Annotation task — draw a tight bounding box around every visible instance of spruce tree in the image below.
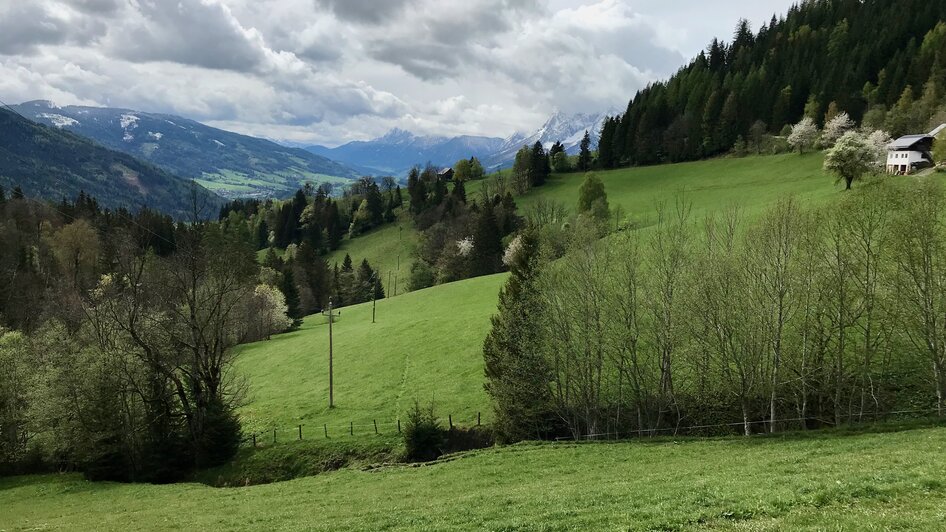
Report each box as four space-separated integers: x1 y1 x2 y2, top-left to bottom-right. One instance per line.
577 131 592 171
279 267 303 325
471 206 503 277
530 141 550 186
483 228 552 442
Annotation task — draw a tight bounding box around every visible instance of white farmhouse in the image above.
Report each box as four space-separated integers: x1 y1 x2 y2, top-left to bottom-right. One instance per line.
886 123 945 175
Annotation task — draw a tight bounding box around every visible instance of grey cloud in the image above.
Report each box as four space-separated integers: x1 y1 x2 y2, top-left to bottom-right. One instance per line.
63 0 124 15
110 0 269 71
0 2 106 55
316 0 416 24
364 0 537 80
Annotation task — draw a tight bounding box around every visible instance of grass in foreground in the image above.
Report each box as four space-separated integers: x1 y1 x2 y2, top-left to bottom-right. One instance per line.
4 425 946 530
235 273 506 435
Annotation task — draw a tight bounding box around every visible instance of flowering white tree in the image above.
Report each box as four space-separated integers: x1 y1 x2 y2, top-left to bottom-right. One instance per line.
247 284 292 340
456 236 474 257
866 129 892 168
502 234 524 266
821 112 855 147
824 130 875 190
788 117 819 154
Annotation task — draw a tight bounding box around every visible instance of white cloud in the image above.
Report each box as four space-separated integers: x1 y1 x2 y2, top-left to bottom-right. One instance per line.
0 0 798 145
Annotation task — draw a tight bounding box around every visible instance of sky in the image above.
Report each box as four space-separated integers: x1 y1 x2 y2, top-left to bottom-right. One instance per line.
0 0 797 146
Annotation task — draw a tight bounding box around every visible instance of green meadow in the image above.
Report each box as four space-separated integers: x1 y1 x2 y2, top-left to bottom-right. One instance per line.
235 273 506 436
4 425 946 530
243 153 841 437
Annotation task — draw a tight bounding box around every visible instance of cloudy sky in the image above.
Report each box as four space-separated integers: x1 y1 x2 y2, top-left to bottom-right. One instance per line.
0 0 796 146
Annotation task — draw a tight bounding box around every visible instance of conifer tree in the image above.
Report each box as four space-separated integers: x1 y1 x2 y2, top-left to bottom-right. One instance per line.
483 228 552 441
577 130 593 171
279 267 303 325
530 141 550 186
471 206 503 277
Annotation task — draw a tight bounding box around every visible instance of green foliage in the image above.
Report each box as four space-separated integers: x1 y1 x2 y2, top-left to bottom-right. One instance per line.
603 1 946 165
576 173 609 222
550 151 571 173
934 130 946 164
483 229 553 442
403 401 445 462
577 130 592 171
823 130 875 189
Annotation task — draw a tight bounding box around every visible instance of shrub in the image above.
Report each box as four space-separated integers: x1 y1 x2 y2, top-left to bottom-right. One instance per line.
403 401 445 462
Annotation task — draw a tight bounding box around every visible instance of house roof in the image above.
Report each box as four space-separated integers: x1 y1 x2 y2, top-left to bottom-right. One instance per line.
438 167 453 175
888 134 932 150
930 123 946 137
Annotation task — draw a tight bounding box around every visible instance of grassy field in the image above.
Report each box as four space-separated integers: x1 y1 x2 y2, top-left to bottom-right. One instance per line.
235 273 506 436
483 152 838 224
4 424 946 530
244 153 838 436
324 219 418 295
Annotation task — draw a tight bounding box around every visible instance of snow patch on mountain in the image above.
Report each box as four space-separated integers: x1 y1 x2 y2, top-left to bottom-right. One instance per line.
39 113 78 128
119 114 139 130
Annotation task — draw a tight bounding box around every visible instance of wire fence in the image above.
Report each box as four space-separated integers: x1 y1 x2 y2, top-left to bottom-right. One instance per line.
554 408 943 441
241 407 943 447
241 412 484 447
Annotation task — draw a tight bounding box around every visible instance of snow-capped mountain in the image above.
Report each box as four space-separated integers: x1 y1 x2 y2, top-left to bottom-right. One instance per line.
306 109 617 176
12 100 358 199
485 109 616 168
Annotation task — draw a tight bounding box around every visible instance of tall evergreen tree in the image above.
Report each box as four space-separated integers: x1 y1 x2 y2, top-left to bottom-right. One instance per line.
577 130 593 171
483 228 552 441
471 206 503 277
530 141 550 186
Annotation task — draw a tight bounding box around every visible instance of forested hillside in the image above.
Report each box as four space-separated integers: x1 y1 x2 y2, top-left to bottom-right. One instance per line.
600 0 946 167
0 108 221 218
12 101 359 199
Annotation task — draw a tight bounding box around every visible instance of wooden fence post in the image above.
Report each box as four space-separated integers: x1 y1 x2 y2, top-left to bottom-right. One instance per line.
350 421 353 435
324 423 328 438
477 412 481 426
298 425 303 440
449 414 453 429
397 419 401 433
273 428 277 444
252 433 256 447
373 419 378 434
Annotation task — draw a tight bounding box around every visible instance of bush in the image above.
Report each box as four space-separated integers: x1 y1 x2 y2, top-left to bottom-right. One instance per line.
403 401 445 462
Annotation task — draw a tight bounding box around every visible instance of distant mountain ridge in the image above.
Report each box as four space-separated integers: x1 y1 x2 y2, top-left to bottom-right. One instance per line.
12 100 359 199
306 129 505 176
305 109 613 176
0 106 222 219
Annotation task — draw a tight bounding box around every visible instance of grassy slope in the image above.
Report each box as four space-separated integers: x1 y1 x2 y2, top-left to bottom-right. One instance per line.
236 273 506 435
486 152 836 222
5 425 946 530
243 153 838 435
324 219 418 294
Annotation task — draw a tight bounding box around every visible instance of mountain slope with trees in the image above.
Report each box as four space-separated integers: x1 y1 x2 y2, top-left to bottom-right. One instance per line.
600 0 946 168
12 101 359 199
0 107 221 219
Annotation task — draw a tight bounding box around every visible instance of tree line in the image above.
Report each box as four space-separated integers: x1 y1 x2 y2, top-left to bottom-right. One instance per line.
598 1 946 168
407 162 521 289
485 176 946 442
0 188 293 480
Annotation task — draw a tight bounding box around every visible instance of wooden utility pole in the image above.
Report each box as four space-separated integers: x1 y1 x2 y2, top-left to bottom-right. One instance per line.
371 271 379 324
394 225 402 296
321 298 341 408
